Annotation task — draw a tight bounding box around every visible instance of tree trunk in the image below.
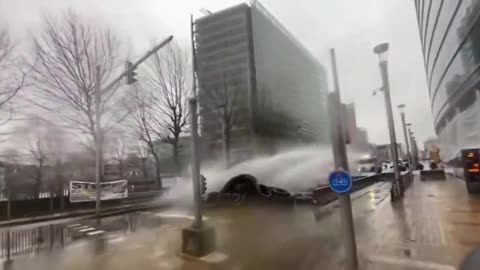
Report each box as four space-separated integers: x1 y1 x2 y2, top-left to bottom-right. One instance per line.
60 181 65 210
172 140 180 174
7 186 11 220
221 117 231 168
152 153 162 188
118 160 124 179
35 162 44 199
49 187 54 213
56 161 65 210
141 158 148 180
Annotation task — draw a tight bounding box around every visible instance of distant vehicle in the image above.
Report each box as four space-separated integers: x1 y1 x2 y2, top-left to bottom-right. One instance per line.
461 149 480 194
357 156 378 175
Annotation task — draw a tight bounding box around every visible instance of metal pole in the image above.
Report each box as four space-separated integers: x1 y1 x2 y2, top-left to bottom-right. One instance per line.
379 61 403 197
329 48 358 270
412 136 419 168
7 186 11 220
103 36 173 92
6 230 10 262
400 112 413 180
408 128 416 169
189 98 203 229
190 15 198 98
95 65 102 225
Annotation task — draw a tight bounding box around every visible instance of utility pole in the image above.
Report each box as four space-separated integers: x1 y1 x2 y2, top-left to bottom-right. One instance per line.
329 48 358 270
95 65 102 225
189 98 203 228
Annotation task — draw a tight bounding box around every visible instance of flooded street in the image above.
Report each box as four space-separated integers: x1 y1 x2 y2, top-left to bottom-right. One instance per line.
1 182 393 270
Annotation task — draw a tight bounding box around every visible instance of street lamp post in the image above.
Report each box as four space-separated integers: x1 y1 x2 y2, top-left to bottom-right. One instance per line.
373 43 403 198
405 123 414 169
398 105 413 182
409 131 419 168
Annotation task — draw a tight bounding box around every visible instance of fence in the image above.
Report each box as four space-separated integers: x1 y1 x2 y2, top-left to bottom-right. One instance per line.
0 224 73 261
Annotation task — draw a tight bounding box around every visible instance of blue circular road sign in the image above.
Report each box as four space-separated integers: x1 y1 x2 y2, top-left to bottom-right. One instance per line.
328 169 352 194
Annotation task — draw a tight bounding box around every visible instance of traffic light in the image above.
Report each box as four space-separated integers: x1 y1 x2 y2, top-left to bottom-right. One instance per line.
201 174 207 195
125 61 137 85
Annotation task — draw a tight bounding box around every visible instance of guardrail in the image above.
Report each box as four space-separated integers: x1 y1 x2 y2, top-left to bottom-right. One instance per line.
312 172 402 206
0 190 165 221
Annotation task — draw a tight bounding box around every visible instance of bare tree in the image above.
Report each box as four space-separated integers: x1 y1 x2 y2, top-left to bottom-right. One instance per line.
2 148 21 219
134 143 149 179
28 136 48 198
108 135 127 178
200 72 240 167
29 11 126 181
145 43 190 172
0 28 27 127
128 87 163 186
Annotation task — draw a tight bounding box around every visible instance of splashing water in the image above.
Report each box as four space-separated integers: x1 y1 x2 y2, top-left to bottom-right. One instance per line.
158 146 365 205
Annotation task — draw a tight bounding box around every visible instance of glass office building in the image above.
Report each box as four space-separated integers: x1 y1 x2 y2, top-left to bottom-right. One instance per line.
195 1 328 161
415 0 480 160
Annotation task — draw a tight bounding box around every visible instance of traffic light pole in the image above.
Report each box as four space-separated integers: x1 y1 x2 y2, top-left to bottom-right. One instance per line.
95 65 102 225
106 35 173 90
330 48 359 270
189 98 203 229
93 35 174 224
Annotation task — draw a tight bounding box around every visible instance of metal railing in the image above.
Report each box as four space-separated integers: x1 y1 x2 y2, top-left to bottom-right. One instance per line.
0 224 73 261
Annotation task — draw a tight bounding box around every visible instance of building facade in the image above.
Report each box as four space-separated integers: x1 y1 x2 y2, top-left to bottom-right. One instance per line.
415 0 480 160
194 1 328 162
375 143 404 162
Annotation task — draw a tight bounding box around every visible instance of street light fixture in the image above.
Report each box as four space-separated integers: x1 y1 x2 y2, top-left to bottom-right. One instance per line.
374 43 390 60
373 42 403 198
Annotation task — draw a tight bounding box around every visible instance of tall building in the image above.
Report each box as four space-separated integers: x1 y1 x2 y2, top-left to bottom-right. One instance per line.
341 102 370 152
194 1 329 162
414 0 480 160
375 143 404 162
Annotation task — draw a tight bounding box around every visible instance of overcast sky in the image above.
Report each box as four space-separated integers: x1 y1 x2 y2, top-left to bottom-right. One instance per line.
0 0 436 145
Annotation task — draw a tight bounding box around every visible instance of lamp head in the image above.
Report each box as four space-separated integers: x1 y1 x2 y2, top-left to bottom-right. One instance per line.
374 43 389 63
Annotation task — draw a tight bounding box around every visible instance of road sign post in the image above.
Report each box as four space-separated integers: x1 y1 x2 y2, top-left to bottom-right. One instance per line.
329 170 353 194
329 48 359 270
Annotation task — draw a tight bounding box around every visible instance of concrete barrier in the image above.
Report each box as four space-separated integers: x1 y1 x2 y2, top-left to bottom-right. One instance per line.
420 169 446 181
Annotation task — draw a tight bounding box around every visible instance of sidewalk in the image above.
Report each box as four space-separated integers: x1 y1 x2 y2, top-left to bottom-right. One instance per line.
359 175 480 270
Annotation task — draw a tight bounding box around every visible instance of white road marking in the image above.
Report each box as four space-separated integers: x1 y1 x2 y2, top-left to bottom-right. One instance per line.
79 227 96 233
108 236 126 244
87 230 105 236
369 255 456 270
151 250 166 258
154 213 208 220
201 251 229 263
